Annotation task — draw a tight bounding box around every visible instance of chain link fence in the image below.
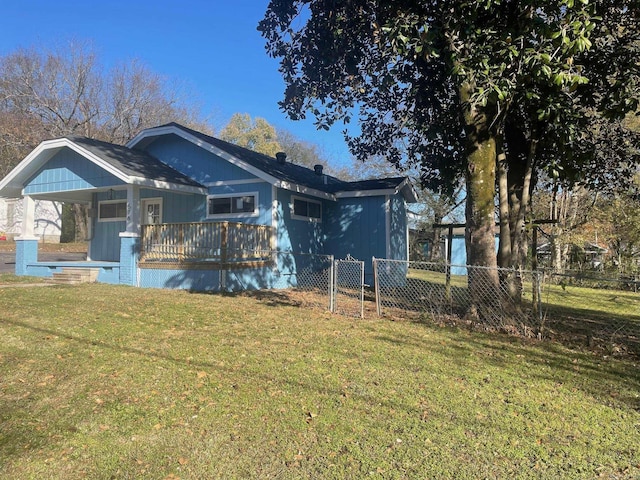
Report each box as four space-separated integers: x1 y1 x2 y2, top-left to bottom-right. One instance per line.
138 251 335 312
333 255 365 318
138 252 639 352
373 258 640 353
540 272 640 353
373 259 542 336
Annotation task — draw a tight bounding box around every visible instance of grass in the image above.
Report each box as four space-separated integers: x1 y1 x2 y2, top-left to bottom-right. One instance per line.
405 267 640 351
1 283 639 479
0 241 87 253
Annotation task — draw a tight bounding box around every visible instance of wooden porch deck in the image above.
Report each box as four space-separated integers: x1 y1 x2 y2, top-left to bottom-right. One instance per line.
139 221 274 268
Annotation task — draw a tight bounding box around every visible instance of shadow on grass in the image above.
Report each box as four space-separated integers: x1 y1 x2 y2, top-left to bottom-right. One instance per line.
543 303 640 352
381 275 640 354
372 320 640 412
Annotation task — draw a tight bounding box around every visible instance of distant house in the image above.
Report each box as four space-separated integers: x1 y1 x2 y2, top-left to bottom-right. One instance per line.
0 197 61 242
0 123 416 290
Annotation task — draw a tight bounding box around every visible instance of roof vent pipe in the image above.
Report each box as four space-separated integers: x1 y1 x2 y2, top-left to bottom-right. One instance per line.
314 164 323 176
276 152 287 164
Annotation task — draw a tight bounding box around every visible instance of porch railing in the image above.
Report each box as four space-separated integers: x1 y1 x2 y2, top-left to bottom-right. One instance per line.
139 221 273 264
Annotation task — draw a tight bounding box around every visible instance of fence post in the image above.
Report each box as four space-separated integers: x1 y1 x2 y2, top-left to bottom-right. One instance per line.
360 260 365 319
532 270 543 337
329 255 335 313
373 257 382 316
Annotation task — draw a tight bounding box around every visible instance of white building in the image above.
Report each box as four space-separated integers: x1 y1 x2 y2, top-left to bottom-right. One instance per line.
0 197 62 242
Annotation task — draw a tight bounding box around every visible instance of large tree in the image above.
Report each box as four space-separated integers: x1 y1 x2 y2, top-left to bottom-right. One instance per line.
259 0 639 311
0 42 209 240
219 112 282 157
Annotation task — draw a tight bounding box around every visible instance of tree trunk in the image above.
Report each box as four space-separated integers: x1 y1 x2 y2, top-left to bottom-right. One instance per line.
497 146 512 268
460 83 500 323
72 204 89 242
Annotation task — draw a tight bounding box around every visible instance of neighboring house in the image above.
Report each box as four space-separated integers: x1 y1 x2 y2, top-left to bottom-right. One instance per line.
0 123 416 290
0 197 62 242
411 225 500 275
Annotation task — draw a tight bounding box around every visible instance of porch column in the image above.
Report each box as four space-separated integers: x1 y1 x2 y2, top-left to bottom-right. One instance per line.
119 185 140 286
126 185 140 235
15 195 39 276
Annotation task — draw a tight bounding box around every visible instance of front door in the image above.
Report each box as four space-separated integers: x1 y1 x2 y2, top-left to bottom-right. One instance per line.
141 198 163 225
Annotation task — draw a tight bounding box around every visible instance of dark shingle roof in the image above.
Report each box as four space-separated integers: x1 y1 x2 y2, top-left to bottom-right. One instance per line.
157 123 414 200
67 135 204 189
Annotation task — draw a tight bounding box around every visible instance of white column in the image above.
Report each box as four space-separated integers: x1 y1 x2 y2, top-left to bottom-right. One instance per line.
19 195 37 239
125 185 141 235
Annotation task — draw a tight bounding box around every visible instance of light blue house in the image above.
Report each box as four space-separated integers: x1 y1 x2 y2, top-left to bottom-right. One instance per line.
0 123 416 291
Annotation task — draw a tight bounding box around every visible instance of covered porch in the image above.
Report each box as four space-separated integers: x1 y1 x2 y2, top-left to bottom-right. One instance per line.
0 136 209 285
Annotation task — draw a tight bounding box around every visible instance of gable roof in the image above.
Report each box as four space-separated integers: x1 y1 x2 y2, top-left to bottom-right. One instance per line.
128 122 417 203
0 136 206 199
66 136 204 190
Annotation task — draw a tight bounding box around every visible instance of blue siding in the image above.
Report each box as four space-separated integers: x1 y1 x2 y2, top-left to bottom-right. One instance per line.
143 135 255 184
450 235 500 275
141 190 205 223
389 195 408 261
24 148 124 194
275 189 326 254
139 268 222 291
326 196 387 261
91 190 126 261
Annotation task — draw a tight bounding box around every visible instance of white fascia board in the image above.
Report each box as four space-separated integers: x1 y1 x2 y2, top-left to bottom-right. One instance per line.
0 141 60 197
276 181 336 201
0 138 130 198
127 125 283 187
335 178 418 203
204 178 265 187
129 176 207 195
335 188 398 198
399 178 419 203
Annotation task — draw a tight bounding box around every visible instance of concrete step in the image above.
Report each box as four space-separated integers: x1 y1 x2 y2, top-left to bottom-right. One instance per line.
49 268 99 284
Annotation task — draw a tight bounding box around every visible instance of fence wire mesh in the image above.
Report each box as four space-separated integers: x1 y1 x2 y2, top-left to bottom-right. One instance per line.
138 251 334 312
269 252 334 312
333 256 365 318
374 259 542 336
541 272 640 353
374 259 640 353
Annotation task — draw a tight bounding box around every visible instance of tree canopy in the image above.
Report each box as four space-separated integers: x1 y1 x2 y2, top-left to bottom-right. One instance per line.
0 42 209 178
259 1 640 275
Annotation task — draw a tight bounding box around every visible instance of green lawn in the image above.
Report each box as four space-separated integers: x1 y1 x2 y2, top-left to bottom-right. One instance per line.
1 283 639 479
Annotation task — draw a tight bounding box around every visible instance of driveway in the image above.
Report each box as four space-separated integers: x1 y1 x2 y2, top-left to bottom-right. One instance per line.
0 251 87 274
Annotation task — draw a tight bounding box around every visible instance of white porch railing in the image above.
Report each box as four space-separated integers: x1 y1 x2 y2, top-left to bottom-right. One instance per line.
139 221 273 263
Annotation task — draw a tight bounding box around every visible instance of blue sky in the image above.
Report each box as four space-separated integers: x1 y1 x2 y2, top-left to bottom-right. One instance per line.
0 0 352 167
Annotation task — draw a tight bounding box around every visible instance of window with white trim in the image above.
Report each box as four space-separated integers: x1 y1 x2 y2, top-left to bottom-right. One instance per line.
207 193 258 218
98 200 127 222
291 196 322 222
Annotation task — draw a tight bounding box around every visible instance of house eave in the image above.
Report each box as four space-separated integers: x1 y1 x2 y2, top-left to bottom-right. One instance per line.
275 181 336 201
129 177 207 195
0 138 130 198
127 125 284 186
128 124 339 201
334 178 418 203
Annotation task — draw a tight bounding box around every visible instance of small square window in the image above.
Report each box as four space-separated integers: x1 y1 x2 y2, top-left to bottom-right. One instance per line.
291 196 322 222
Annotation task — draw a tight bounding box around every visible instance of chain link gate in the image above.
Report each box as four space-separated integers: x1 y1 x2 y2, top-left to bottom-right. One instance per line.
332 254 365 318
